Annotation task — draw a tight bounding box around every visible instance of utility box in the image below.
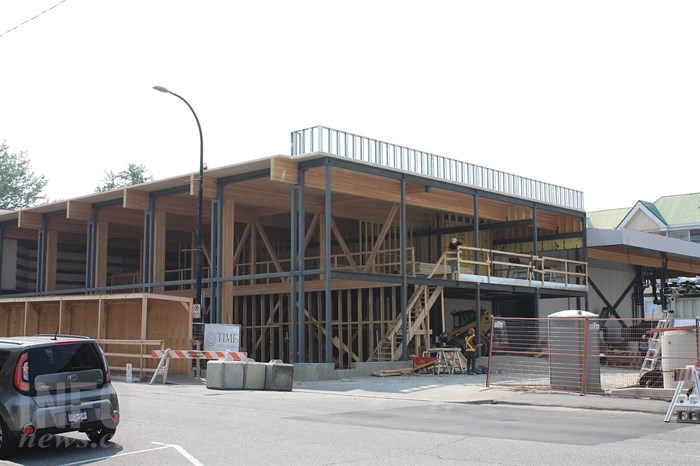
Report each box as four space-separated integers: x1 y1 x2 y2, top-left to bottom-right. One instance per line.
265 360 294 391
548 310 602 392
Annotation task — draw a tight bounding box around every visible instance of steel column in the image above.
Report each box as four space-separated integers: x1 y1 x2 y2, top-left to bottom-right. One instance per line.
289 185 298 363
36 218 46 294
142 199 155 293
211 193 222 324
400 177 408 360
297 169 306 363
85 210 96 291
324 161 332 362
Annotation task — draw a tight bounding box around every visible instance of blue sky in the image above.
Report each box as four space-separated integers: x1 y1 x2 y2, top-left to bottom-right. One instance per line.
1 0 698 211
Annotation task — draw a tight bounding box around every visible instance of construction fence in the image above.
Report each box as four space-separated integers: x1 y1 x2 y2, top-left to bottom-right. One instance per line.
486 316 700 398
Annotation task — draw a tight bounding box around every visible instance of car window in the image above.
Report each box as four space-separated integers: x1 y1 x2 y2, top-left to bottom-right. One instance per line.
30 343 102 377
0 350 8 372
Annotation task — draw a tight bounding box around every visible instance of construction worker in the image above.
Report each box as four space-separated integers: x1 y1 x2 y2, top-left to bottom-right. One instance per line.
464 328 482 375
448 237 462 274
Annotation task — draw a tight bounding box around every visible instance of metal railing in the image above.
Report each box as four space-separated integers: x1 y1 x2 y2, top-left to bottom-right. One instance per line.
291 126 584 211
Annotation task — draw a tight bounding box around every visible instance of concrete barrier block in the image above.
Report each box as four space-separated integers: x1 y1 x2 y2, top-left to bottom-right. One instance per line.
243 362 266 390
265 362 294 391
206 360 245 390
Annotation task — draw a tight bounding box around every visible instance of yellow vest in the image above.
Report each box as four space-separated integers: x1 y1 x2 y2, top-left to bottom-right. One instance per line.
465 335 477 352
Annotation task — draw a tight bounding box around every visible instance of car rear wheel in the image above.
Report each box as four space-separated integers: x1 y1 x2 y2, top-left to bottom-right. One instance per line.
0 416 19 459
86 426 116 444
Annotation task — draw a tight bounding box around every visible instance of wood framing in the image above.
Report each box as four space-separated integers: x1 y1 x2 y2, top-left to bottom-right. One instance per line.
9 148 693 369
0 294 192 375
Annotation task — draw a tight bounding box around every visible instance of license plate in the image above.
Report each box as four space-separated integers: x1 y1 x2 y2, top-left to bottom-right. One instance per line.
67 411 88 423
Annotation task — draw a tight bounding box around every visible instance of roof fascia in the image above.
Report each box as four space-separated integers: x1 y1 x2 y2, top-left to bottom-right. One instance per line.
587 228 700 257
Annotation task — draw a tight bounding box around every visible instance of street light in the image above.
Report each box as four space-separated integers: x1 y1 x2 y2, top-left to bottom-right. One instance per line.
153 85 204 326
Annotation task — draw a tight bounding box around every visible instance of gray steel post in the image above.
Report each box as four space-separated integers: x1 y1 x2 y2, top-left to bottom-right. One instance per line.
324 161 332 362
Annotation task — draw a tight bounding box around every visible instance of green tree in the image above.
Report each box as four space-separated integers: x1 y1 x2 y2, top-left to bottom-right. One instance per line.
96 163 153 192
0 141 48 210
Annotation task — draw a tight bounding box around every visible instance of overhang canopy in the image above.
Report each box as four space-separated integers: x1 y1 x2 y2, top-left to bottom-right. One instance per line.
587 228 700 275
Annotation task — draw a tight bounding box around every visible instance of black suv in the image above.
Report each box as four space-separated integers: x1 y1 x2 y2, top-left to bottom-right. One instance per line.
0 335 120 458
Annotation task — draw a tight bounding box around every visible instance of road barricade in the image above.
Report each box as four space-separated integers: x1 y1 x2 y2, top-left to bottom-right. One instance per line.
150 348 248 384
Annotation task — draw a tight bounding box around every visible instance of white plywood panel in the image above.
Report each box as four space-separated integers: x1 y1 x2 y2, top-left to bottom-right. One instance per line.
588 259 637 319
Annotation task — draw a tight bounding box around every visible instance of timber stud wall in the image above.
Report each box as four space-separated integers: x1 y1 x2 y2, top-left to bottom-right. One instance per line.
236 286 404 365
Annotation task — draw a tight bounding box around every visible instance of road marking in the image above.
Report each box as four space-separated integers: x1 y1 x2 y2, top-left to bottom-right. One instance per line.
59 445 173 465
399 384 442 393
151 442 204 466
58 442 202 466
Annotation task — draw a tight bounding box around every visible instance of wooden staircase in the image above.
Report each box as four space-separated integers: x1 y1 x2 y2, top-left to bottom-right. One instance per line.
371 284 444 361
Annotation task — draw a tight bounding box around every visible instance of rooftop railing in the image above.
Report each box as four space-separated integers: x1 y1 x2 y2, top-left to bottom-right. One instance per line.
291 125 584 211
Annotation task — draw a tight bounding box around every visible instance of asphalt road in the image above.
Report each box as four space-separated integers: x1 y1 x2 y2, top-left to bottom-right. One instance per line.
2 381 698 466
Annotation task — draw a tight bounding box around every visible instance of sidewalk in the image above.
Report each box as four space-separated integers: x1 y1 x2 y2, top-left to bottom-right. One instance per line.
292 373 672 414
143 371 671 415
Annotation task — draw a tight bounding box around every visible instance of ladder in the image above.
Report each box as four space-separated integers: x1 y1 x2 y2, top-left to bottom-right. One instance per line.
638 310 673 379
664 363 700 423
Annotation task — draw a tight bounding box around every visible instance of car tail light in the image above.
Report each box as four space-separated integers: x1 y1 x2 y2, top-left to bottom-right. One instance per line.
112 411 120 424
99 346 111 383
13 352 30 393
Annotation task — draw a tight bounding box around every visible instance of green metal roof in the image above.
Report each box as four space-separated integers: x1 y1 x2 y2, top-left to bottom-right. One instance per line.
653 192 700 225
587 192 700 229
586 208 629 229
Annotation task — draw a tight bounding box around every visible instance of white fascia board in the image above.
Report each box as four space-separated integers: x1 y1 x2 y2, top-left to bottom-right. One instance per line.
587 228 700 257
617 202 666 230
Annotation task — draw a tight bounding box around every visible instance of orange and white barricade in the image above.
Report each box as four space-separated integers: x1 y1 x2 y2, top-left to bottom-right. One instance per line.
150 348 248 384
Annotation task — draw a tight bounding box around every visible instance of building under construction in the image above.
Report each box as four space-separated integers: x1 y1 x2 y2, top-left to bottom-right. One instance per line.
0 126 591 368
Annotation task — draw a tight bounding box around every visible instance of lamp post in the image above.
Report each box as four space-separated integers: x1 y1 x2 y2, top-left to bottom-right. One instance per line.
153 85 204 326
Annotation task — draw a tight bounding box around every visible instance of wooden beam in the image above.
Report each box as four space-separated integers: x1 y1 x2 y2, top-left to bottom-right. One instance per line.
229 184 310 211
232 224 251 268
588 248 700 274
18 211 42 230
253 297 283 352
231 279 400 296
254 219 287 280
97 208 144 228
305 214 320 249
152 211 166 293
97 298 106 339
270 157 298 184
362 204 399 273
221 194 235 323
249 222 257 285
141 296 148 340
46 217 86 235
190 174 218 199
154 196 198 217
59 299 65 334
66 200 92 221
331 217 359 272
123 189 150 211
